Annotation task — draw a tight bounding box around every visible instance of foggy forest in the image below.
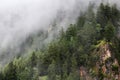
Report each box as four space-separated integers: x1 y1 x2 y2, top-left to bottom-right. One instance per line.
0 0 120 80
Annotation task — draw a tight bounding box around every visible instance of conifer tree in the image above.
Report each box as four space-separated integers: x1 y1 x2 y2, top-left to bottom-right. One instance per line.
47 60 56 80
4 62 18 80
104 21 115 41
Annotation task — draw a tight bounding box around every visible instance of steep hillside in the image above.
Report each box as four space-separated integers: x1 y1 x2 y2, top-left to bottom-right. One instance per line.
0 2 120 80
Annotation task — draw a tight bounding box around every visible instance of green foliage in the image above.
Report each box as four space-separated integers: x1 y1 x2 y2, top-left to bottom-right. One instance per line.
30 52 37 67
96 3 120 41
96 3 120 28
65 24 77 41
18 67 32 80
104 21 115 41
47 60 56 80
1 2 120 80
4 62 18 80
66 72 79 80
76 13 86 28
39 76 48 80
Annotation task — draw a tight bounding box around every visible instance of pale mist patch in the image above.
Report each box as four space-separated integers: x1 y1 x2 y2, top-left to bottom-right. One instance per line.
0 0 119 65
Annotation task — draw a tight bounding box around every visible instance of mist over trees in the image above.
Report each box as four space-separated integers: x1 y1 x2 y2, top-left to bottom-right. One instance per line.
0 2 120 80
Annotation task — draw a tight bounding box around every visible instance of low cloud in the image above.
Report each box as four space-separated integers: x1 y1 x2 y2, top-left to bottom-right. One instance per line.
0 0 119 65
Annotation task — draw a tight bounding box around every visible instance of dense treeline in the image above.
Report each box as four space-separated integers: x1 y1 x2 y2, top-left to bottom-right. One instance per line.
0 3 120 80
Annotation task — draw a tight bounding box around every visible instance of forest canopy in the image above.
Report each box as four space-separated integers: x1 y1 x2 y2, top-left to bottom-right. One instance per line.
0 2 120 80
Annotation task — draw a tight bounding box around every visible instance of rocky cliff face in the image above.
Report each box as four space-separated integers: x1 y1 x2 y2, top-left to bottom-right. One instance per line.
79 42 120 80
92 43 120 80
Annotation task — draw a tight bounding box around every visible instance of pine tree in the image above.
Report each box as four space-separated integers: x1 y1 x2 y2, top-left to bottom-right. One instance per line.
96 3 107 28
4 62 18 80
104 21 115 41
30 52 37 67
65 55 79 80
111 4 120 27
47 60 56 80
